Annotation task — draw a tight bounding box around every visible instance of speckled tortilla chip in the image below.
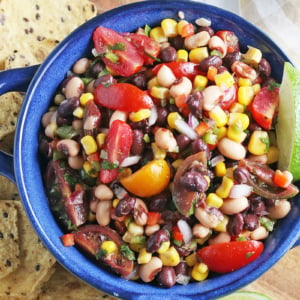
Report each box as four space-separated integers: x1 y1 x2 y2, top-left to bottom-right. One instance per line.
0 201 20 279
0 0 96 70
0 201 56 299
0 176 19 200
39 264 118 300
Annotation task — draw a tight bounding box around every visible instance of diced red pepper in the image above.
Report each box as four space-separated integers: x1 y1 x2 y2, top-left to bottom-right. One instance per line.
60 233 75 247
147 212 161 226
172 226 183 242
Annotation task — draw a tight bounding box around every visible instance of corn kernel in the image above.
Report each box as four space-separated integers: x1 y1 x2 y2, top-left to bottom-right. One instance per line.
128 221 144 236
189 47 209 63
112 198 120 208
167 112 182 129
79 92 94 106
83 161 98 178
238 77 252 87
147 76 159 89
225 167 234 179
137 248 152 264
161 18 178 37
172 159 183 169
186 252 197 267
238 86 255 106
157 240 171 254
214 71 235 88
214 215 229 232
206 192 223 208
252 83 261 95
243 46 262 66
159 246 180 266
81 135 98 155
214 161 226 177
177 20 189 35
129 109 151 123
216 176 234 198
193 75 208 90
176 49 189 62
101 240 118 254
129 236 146 252
248 130 270 155
266 145 279 164
122 231 133 243
227 123 247 143
229 102 245 113
150 86 169 99
73 106 84 119
216 126 227 140
96 133 107 148
208 105 228 127
150 26 168 43
228 113 250 130
191 263 209 281
151 142 167 160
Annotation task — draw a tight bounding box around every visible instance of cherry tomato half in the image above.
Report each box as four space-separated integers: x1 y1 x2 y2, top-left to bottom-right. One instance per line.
94 82 154 112
250 86 279 130
93 26 143 77
197 240 264 273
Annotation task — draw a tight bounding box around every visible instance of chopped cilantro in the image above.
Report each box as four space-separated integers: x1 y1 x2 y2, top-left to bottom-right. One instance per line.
267 80 280 91
144 24 152 36
108 42 126 51
55 125 78 139
96 248 108 260
259 216 275 231
101 160 119 170
246 251 254 258
120 244 136 261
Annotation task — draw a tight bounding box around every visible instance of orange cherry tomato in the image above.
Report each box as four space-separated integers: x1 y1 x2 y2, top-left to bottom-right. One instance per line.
120 159 171 197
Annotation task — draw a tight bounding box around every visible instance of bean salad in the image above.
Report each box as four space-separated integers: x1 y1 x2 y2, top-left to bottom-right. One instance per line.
40 13 299 287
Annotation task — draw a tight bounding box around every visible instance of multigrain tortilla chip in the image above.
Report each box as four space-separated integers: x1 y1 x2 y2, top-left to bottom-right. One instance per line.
0 176 19 200
0 0 96 70
0 201 56 299
39 264 118 300
0 201 20 279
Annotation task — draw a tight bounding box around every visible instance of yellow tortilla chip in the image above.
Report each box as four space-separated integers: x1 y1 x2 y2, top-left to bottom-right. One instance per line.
0 201 20 279
0 201 56 299
0 176 19 200
39 263 118 300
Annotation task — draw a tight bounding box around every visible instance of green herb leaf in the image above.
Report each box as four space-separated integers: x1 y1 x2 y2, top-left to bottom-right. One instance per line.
101 160 119 170
108 42 126 51
246 251 254 258
105 52 120 63
56 125 78 139
259 216 275 231
96 248 108 260
144 24 152 36
120 244 136 261
268 80 280 91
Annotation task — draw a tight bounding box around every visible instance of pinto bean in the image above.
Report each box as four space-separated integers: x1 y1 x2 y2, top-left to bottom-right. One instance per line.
267 199 291 219
72 58 90 74
94 184 114 201
96 200 112 226
220 196 249 215
218 137 246 161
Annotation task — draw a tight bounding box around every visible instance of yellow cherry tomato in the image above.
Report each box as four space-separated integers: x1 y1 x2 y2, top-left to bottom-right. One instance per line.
120 159 171 197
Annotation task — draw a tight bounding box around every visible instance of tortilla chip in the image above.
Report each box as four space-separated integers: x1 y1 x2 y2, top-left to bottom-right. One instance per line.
0 176 19 200
0 201 56 299
39 264 118 300
0 0 96 70
0 201 20 279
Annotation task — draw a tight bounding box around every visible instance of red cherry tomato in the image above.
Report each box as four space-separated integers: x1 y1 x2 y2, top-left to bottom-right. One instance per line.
94 82 153 112
93 26 143 77
152 62 202 80
123 33 160 65
250 86 279 130
197 240 264 273
216 30 239 53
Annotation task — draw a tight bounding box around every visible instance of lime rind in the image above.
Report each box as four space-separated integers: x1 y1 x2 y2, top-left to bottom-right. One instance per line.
276 62 300 181
219 290 273 300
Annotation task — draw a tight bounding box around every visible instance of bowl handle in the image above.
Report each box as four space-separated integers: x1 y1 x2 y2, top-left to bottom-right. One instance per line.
0 65 39 183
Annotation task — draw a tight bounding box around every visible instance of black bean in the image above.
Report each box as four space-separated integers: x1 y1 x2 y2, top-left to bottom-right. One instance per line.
223 51 242 69
180 170 209 193
186 91 204 118
159 46 177 63
146 229 169 253
250 200 267 216
57 97 79 118
157 267 176 288
258 58 271 78
191 139 210 159
115 197 136 217
148 192 169 212
93 74 116 88
39 138 53 158
155 106 168 127
228 213 244 236
176 134 191 151
168 36 184 50
56 115 71 126
131 129 145 156
174 261 188 276
243 214 259 231
130 72 147 90
89 61 105 77
198 55 223 73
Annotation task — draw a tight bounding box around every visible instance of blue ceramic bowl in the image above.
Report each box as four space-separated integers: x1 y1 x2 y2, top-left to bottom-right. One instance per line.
0 1 299 299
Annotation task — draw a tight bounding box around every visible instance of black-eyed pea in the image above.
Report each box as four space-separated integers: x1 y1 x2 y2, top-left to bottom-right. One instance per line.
133 198 148 226
68 155 84 170
41 111 55 128
157 64 176 88
184 31 210 50
250 225 269 240
145 224 160 236
194 207 221 228
96 200 112 226
63 76 84 99
218 137 246 161
109 110 128 127
72 58 91 74
139 257 163 283
208 232 231 245
94 184 114 201
208 35 227 57
220 196 249 215
203 85 224 111
267 199 291 219
169 76 192 98
192 223 211 239
154 128 178 152
56 139 80 157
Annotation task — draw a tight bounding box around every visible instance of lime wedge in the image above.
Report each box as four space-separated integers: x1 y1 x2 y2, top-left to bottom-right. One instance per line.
276 62 300 181
219 291 273 300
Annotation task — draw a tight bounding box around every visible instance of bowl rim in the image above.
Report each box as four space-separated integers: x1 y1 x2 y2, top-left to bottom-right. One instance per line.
14 1 299 299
